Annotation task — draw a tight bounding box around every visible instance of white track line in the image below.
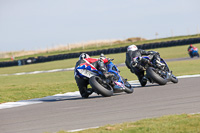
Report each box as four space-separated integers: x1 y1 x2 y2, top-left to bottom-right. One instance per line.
0 74 200 110
177 74 200 78
68 126 99 132
0 91 81 109
0 68 75 76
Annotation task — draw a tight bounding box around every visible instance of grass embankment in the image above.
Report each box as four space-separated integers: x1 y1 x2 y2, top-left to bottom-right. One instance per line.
0 43 200 75
0 59 200 103
1 34 200 62
57 114 200 133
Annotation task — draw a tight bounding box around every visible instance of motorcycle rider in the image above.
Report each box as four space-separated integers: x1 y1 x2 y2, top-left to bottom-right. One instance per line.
74 53 111 98
188 44 194 52
125 44 165 86
187 44 199 58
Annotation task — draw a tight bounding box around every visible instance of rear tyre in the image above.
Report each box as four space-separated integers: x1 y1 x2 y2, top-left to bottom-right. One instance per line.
89 76 113 97
146 67 167 85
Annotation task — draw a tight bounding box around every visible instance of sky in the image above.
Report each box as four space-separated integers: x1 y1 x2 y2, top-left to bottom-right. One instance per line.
0 0 200 52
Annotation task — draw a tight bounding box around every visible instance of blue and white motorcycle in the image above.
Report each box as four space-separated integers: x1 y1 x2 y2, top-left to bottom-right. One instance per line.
75 59 133 97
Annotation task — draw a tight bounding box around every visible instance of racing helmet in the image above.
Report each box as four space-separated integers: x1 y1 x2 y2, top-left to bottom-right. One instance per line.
99 53 106 60
127 44 138 52
79 53 90 60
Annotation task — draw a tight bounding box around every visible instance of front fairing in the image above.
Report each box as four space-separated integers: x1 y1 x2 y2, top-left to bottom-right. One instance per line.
75 64 100 78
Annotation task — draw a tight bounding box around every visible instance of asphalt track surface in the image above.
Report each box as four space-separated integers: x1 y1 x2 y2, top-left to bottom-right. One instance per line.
1 76 200 133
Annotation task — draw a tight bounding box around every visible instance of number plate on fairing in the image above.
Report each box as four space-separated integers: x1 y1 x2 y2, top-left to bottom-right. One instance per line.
77 69 97 78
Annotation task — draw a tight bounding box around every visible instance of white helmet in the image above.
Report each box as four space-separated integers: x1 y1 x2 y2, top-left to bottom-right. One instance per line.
79 53 90 60
99 53 106 59
127 44 138 52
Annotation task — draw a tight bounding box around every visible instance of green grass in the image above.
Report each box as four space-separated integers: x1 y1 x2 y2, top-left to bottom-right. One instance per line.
1 43 200 75
1 34 200 62
0 58 78 75
167 59 200 76
0 71 77 103
57 114 200 133
0 59 200 103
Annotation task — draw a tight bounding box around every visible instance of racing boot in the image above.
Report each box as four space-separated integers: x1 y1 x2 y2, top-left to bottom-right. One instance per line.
139 76 147 87
86 88 94 95
140 76 147 87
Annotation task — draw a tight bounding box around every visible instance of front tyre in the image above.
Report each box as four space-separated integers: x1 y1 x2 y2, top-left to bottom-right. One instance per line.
124 85 134 94
122 78 134 93
89 76 113 97
146 67 167 85
171 74 178 83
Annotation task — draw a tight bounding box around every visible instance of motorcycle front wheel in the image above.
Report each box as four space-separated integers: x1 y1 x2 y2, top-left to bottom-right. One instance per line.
121 77 134 93
171 74 178 83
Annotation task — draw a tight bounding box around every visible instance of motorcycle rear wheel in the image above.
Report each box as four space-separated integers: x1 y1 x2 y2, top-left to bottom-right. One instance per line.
146 67 167 85
89 76 113 97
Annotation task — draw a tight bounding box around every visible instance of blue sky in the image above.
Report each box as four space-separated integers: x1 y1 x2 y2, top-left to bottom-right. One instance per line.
0 0 200 52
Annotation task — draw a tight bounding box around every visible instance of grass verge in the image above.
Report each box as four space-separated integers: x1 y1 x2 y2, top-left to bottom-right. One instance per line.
57 114 200 133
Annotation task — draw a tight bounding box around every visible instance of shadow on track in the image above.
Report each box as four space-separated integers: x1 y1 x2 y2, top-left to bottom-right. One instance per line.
18 83 168 104
23 91 125 103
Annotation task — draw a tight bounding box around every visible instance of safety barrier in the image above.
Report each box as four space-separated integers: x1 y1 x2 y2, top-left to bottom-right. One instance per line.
1 37 200 67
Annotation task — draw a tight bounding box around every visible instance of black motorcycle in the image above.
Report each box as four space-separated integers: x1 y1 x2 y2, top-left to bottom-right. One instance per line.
133 55 178 86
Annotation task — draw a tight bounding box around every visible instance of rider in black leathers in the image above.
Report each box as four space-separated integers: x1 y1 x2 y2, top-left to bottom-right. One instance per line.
125 44 164 86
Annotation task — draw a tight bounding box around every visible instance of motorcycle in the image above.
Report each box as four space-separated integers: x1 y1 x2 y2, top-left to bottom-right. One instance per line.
75 59 133 97
133 55 178 86
188 47 199 58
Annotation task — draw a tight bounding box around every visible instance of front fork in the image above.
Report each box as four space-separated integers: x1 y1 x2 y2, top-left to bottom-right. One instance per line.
157 70 173 82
